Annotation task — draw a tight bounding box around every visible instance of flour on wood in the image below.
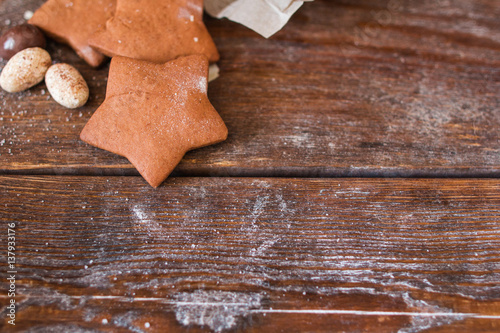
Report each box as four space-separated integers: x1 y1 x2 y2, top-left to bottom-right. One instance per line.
174 290 262 332
398 293 462 333
133 205 148 222
250 235 280 256
282 133 316 149
132 204 167 240
112 311 145 333
250 195 269 225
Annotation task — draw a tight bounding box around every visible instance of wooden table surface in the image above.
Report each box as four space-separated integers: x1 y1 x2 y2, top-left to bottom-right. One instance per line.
1 0 499 332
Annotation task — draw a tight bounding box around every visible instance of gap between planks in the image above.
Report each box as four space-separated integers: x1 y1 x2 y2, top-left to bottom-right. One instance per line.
1 167 500 179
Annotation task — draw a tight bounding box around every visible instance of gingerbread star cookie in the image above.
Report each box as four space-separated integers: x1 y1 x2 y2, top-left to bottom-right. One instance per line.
29 0 116 67
80 55 228 188
88 0 219 64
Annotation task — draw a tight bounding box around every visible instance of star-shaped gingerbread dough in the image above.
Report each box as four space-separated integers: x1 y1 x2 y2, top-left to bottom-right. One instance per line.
29 0 116 67
88 0 219 64
80 55 228 187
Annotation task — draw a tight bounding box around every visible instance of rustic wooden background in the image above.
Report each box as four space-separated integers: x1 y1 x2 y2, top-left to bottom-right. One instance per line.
1 0 499 332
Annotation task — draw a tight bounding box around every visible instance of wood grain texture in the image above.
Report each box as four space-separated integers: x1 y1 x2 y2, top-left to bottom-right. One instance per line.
0 177 499 332
0 0 499 177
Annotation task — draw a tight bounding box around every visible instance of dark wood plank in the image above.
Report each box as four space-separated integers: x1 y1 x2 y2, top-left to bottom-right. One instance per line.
1 177 499 332
1 0 499 177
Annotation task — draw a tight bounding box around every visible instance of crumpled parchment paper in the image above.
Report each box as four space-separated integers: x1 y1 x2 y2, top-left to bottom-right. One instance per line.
204 0 313 38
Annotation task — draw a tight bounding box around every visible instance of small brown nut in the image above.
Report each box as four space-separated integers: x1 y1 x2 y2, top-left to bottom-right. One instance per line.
45 63 89 109
0 24 46 60
0 47 51 93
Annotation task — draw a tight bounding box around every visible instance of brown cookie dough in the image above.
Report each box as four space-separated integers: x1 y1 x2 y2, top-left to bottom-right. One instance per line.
89 0 219 64
80 55 227 188
29 0 116 67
